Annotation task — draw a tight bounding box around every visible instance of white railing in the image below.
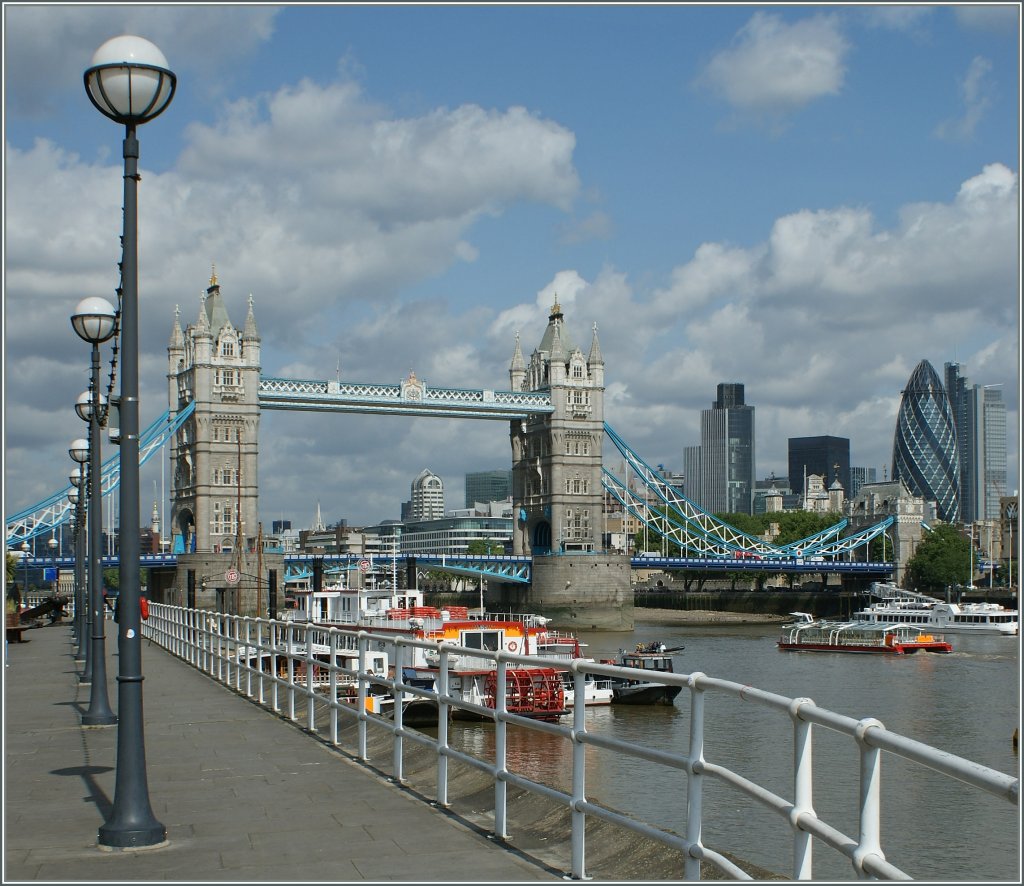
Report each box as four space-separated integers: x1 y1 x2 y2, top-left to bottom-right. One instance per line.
143 603 1018 881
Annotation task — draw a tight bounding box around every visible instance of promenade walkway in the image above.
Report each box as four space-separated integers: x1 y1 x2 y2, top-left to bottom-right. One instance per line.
3 621 561 882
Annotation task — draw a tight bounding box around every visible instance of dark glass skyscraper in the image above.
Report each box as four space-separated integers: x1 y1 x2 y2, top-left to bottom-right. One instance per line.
892 360 960 522
788 436 850 497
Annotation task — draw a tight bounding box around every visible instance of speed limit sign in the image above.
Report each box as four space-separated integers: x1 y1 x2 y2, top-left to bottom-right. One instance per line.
225 568 240 585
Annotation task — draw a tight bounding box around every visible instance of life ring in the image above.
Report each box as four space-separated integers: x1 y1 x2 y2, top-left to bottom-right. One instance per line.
507 640 519 652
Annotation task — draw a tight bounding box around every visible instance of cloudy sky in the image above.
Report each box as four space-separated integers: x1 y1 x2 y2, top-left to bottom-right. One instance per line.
3 3 1020 538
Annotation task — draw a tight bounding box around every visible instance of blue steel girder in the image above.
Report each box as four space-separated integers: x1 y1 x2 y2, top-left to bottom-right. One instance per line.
6 402 196 547
604 423 787 555
259 377 553 420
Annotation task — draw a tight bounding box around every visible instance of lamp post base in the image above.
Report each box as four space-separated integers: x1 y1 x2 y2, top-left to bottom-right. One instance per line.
82 711 117 726
97 822 167 849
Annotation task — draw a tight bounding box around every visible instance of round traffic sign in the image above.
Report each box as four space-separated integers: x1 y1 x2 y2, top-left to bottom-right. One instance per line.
359 559 370 573
225 568 240 585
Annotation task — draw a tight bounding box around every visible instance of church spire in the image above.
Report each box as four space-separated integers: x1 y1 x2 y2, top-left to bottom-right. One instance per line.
587 321 604 366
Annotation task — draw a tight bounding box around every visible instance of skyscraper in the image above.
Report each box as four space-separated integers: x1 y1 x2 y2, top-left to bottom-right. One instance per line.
788 436 850 499
464 470 512 508
944 362 1007 522
892 360 960 522
410 469 445 520
697 383 755 515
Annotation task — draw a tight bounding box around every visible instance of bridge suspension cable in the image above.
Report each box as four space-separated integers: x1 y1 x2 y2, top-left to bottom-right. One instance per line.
6 402 195 547
602 422 890 560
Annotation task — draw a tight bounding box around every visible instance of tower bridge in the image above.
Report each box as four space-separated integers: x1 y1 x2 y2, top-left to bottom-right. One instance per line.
8 272 894 629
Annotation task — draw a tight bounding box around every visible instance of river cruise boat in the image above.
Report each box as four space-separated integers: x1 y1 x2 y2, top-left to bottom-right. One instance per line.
609 643 683 705
778 619 953 654
281 573 604 717
855 582 1018 636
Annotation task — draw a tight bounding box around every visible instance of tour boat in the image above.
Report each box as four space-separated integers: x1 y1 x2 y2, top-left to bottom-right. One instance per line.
854 582 1018 636
777 619 953 654
608 643 683 706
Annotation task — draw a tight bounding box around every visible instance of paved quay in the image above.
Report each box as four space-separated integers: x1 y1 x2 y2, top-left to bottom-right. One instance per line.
3 621 562 883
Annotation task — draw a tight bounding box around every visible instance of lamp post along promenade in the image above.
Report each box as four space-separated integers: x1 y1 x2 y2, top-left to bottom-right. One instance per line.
72 298 118 726
85 34 175 849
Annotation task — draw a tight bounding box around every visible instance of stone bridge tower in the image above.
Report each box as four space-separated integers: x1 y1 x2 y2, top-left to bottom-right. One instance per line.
167 271 261 557
505 300 632 630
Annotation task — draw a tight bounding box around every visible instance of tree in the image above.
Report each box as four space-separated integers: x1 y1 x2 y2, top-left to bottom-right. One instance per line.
6 551 18 588
466 539 504 556
904 524 972 592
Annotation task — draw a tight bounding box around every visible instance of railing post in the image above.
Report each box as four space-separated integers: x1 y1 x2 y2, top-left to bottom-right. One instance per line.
306 623 316 731
357 632 369 761
854 718 886 878
435 650 450 808
329 627 339 745
392 641 405 784
570 669 587 880
685 673 707 881
494 656 509 840
286 621 296 722
789 698 816 879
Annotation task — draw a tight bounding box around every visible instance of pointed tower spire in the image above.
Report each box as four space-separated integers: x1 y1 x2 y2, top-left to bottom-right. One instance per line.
169 303 184 349
243 293 259 341
587 321 604 366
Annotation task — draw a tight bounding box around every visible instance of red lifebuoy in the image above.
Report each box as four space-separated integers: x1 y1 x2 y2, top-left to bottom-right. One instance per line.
507 640 518 652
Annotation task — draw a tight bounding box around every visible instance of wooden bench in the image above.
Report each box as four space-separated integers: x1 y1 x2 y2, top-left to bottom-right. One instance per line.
6 612 29 643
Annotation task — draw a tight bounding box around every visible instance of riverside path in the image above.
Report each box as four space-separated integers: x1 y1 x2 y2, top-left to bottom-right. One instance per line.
3 621 560 882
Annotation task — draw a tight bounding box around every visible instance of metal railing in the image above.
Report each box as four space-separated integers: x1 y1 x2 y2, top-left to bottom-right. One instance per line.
143 603 1018 881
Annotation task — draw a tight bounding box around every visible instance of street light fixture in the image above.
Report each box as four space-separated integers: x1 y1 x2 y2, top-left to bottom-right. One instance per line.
72 298 117 727
20 540 29 602
68 462 87 661
85 34 174 849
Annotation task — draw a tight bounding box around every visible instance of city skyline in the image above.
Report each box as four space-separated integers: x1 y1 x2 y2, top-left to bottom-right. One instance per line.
3 4 1019 531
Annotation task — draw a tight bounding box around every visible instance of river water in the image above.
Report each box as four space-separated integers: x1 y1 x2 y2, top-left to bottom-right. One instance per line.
446 619 1020 881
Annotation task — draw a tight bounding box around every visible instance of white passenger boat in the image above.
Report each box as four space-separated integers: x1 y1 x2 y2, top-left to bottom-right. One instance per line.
855 582 1018 636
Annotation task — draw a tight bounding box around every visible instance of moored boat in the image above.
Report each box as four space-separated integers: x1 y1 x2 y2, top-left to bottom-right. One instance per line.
609 643 683 706
778 619 953 654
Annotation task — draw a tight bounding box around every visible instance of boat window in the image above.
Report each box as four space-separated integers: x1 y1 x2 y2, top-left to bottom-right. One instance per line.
460 630 501 651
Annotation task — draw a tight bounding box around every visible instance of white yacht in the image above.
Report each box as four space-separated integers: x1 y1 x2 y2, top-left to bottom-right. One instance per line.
855 582 1018 636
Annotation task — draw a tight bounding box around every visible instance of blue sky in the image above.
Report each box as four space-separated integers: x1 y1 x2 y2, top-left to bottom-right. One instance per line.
3 2 1020 532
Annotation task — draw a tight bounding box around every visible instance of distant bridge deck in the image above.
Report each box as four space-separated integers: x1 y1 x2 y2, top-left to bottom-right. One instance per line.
30 551 894 580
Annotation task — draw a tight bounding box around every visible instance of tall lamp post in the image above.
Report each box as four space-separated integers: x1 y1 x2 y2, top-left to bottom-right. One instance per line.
48 536 58 598
68 464 87 660
85 34 175 848
20 540 30 601
70 444 94 681
72 297 118 727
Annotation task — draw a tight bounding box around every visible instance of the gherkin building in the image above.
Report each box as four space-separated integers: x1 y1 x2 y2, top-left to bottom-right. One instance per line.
891 359 961 522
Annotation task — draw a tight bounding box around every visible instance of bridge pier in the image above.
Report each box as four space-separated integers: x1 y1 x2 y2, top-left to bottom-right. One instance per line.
495 553 634 631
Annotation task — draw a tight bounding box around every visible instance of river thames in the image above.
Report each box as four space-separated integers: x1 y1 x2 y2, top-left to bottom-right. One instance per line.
447 617 1020 881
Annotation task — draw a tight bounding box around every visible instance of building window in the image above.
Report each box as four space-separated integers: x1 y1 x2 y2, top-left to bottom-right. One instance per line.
221 340 235 357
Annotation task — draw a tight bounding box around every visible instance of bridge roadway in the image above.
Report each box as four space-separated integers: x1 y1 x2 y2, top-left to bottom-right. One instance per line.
3 622 560 882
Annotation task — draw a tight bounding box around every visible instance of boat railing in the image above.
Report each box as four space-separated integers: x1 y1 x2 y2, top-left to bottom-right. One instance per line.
143 602 1019 882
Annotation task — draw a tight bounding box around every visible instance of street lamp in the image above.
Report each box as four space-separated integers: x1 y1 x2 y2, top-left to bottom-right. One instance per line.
68 463 87 661
85 34 175 849
20 540 30 601
48 537 58 597
72 297 117 727
67 486 85 652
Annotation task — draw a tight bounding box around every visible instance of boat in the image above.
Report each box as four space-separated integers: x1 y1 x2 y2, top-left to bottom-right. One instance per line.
855 582 1018 636
777 619 953 654
609 643 683 706
282 577 579 719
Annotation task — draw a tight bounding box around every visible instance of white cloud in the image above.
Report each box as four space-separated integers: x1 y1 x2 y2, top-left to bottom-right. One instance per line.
953 6 1020 34
698 12 849 119
934 56 996 141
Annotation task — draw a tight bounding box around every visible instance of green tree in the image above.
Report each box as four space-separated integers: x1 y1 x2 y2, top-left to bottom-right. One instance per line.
904 524 972 592
466 539 504 555
6 551 17 588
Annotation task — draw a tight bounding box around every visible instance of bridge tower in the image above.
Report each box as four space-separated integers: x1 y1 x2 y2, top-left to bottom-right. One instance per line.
506 300 633 629
167 271 261 557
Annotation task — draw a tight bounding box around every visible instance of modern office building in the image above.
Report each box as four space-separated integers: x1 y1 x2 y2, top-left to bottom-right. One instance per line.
788 436 850 500
464 469 512 508
944 362 1007 523
849 467 877 499
693 383 756 515
892 360 960 522
409 469 445 520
